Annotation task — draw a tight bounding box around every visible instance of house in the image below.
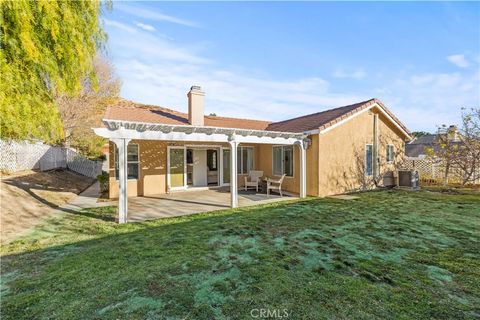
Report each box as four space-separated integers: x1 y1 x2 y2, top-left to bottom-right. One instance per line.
93 86 412 223
406 126 461 160
406 134 436 159
404 126 476 184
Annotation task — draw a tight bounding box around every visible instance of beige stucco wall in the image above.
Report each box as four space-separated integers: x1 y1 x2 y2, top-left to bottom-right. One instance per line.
109 140 231 198
108 108 406 198
255 137 319 196
316 108 407 196
109 140 169 198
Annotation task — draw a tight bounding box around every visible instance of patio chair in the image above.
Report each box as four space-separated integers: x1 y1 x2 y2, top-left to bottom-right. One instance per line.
266 174 286 197
244 170 264 192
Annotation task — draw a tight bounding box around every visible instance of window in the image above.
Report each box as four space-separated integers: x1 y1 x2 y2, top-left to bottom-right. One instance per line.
207 150 218 171
237 146 254 174
115 144 139 179
273 146 293 177
365 144 373 176
386 145 395 163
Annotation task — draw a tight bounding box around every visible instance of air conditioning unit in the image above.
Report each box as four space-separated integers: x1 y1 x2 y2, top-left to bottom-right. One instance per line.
397 170 420 189
383 171 397 187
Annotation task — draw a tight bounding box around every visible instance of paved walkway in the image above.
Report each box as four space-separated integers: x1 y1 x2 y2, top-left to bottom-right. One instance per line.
62 182 115 211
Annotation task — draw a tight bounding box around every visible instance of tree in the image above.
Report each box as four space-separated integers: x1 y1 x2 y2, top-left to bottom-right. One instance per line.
426 108 480 186
451 108 480 185
411 131 431 138
56 55 121 157
426 125 458 185
0 1 108 143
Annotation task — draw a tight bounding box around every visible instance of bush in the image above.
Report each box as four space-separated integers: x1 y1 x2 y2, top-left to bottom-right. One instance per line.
97 171 109 193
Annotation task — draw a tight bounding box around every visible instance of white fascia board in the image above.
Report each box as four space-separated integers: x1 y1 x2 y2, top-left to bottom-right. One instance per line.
317 103 412 139
303 129 320 135
93 128 301 145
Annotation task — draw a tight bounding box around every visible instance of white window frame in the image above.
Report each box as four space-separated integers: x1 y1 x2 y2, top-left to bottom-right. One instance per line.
365 144 373 177
386 144 395 163
237 146 254 175
272 145 294 178
114 143 140 180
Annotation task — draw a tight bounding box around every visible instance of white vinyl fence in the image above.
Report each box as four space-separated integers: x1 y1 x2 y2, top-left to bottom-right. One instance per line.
0 139 102 178
403 157 480 185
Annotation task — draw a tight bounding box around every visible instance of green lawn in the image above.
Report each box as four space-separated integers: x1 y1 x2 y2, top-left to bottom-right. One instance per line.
1 190 479 319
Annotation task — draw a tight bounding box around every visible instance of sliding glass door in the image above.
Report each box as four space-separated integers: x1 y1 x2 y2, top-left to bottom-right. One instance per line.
222 148 230 184
169 147 185 189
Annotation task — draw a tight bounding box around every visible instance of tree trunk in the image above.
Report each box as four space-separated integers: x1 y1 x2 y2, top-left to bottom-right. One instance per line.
443 161 450 186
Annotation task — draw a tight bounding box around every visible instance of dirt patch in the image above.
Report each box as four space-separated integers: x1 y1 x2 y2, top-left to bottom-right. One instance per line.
1 169 94 243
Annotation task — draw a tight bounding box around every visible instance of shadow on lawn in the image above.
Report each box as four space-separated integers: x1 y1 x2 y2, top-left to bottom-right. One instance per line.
1 199 316 319
1 191 479 319
3 171 112 222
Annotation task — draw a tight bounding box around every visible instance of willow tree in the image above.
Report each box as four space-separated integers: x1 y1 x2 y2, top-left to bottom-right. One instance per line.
0 0 108 143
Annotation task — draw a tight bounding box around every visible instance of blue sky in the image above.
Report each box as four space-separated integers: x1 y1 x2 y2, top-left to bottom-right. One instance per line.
103 1 480 132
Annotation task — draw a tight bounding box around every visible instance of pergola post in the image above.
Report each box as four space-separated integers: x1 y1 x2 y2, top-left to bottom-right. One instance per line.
228 136 238 208
112 138 131 223
299 140 307 198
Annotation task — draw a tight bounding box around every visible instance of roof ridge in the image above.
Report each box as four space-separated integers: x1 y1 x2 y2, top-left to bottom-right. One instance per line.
111 99 187 116
206 114 272 123
269 98 376 125
110 99 272 123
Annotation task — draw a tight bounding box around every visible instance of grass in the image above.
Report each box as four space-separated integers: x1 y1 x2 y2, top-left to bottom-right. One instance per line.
1 189 479 319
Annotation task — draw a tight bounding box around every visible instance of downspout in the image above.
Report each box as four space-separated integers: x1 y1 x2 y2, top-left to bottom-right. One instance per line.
373 114 380 186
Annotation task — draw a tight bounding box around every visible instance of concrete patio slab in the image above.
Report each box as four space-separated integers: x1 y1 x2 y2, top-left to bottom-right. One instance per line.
128 188 297 221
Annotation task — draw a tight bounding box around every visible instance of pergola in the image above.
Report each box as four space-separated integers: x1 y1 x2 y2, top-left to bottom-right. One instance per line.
94 119 309 223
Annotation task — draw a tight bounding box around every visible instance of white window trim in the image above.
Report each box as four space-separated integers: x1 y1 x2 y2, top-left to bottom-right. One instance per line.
237 146 254 175
114 143 140 181
365 144 373 177
272 145 295 178
386 144 395 163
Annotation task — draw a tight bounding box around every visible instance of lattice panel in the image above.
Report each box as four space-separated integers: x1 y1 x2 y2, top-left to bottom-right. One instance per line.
1 140 102 178
66 149 103 178
403 158 479 184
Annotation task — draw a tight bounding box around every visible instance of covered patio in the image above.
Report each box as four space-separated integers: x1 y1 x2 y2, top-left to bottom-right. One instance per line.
128 188 297 221
94 119 309 223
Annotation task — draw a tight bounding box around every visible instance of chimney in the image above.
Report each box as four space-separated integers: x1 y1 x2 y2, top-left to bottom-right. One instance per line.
187 85 205 126
447 125 459 141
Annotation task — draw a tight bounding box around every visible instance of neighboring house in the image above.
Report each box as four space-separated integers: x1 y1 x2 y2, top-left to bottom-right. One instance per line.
405 134 436 159
94 86 411 222
406 127 462 160
404 127 476 184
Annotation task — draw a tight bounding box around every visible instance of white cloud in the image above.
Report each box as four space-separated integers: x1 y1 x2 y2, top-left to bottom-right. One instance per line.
105 17 479 132
105 19 208 65
116 58 365 121
114 3 198 28
135 22 155 32
376 70 479 130
104 19 136 34
332 68 366 79
447 54 470 68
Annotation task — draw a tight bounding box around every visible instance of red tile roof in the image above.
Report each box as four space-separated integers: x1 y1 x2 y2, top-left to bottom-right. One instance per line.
103 98 410 136
104 99 271 131
267 98 410 136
